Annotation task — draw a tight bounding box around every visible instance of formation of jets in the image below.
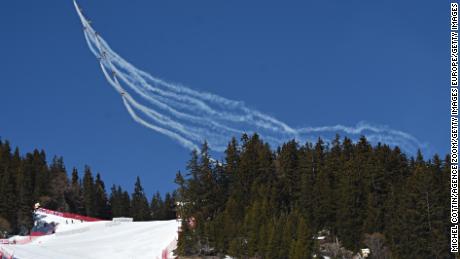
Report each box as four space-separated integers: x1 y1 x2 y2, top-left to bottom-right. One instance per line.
77 2 126 98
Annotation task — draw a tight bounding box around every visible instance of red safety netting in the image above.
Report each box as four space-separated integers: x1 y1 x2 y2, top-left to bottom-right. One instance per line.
36 208 102 222
161 230 178 259
11 236 38 245
0 246 14 259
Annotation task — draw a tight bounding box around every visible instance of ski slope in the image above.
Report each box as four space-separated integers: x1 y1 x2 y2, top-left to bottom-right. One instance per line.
0 210 180 259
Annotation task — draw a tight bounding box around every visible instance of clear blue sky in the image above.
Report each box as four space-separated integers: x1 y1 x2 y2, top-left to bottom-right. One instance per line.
0 0 448 196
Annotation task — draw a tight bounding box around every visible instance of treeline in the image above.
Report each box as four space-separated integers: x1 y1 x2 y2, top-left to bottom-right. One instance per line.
175 134 450 259
0 139 176 236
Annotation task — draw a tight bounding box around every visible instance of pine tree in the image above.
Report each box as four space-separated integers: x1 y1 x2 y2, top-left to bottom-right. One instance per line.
298 142 315 228
94 173 109 219
336 137 372 251
150 191 163 220
163 192 176 219
121 190 131 217
82 166 95 216
171 135 451 258
32 150 50 204
243 200 261 257
427 155 450 258
396 151 450 258
289 215 311 259
277 140 300 211
16 152 34 234
66 168 84 214
49 156 68 211
265 218 282 259
0 168 17 233
130 177 150 221
322 135 341 234
109 185 120 217
363 144 389 234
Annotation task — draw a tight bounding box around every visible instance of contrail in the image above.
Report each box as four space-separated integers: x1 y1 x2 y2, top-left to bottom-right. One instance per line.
73 1 426 154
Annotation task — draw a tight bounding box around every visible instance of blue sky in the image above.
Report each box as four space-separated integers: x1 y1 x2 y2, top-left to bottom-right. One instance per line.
0 0 447 196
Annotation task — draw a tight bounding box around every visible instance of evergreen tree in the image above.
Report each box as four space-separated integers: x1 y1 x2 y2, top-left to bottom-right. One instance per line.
49 156 68 211
0 130 452 258
277 140 300 211
66 168 84 214
82 166 95 217
130 177 150 221
0 167 17 233
289 215 311 259
16 151 33 234
150 191 163 220
174 134 451 257
121 190 131 216
32 150 50 204
163 192 176 219
94 173 109 219
109 185 131 218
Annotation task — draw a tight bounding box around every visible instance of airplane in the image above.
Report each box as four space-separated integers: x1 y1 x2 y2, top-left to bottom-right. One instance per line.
97 51 108 61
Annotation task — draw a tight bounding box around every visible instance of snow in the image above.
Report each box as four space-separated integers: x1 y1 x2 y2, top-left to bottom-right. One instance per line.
0 210 180 259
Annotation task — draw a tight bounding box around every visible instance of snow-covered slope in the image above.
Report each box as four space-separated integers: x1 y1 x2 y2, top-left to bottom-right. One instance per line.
0 210 179 259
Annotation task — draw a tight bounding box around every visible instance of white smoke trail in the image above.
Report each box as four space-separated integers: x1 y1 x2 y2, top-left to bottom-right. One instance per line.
73 1 426 154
